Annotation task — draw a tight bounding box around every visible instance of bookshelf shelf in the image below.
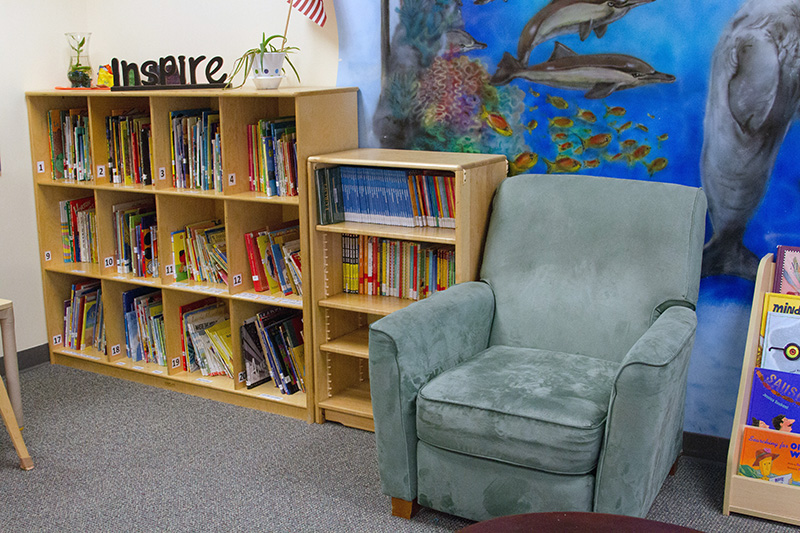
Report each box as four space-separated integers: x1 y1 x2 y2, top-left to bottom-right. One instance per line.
307 148 507 430
723 254 800 527
28 87 358 422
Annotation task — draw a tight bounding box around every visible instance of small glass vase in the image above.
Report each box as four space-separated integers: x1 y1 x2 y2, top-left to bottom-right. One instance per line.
66 32 92 88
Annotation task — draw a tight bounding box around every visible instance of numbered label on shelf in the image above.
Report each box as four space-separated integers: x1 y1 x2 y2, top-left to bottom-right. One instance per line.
233 274 243 287
196 377 213 384
44 251 52 262
171 357 181 369
151 369 164 375
97 165 106 178
165 264 175 277
104 256 115 268
52 334 62 345
115 361 127 366
110 344 121 357
36 161 45 174
228 173 236 186
133 366 144 370
238 371 246 383
159 167 166 181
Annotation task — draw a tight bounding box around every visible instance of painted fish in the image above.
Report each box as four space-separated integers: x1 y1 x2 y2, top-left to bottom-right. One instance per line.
559 141 574 152
636 123 649 132
584 158 601 169
580 132 612 149
628 144 651 162
514 0 657 65
645 157 668 176
510 151 539 174
575 107 597 123
525 119 539 132
480 107 513 136
604 104 626 118
620 139 638 150
552 132 569 141
547 95 569 109
491 42 675 99
613 121 633 134
545 156 582 173
549 116 574 128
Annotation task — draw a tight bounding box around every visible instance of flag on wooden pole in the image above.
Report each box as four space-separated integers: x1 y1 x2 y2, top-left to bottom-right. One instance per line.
287 0 327 27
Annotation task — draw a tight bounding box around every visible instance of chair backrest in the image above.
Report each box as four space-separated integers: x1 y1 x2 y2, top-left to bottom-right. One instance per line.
480 173 707 362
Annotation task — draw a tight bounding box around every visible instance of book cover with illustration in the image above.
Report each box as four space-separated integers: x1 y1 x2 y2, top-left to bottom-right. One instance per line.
762 311 800 374
773 246 800 295
738 426 800 486
758 292 800 366
748 368 800 434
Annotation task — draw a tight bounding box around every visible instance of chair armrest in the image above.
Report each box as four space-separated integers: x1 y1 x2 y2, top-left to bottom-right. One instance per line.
594 305 697 517
368 281 495 501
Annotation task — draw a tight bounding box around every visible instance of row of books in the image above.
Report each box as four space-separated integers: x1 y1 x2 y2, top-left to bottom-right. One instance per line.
247 117 298 197
59 196 97 263
737 244 800 487
105 110 155 185
62 280 104 352
170 220 227 284
341 234 455 300
179 298 234 377
241 307 305 394
170 108 223 191
47 108 93 181
315 166 456 228
112 199 158 277
122 287 165 365
243 220 302 296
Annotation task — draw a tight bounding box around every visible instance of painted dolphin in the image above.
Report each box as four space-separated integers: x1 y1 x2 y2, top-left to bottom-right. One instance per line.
490 41 675 99
443 29 487 54
515 0 656 65
701 0 800 280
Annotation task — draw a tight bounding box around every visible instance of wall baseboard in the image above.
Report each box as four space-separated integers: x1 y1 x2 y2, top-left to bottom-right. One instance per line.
683 431 729 463
1 345 734 464
0 343 50 376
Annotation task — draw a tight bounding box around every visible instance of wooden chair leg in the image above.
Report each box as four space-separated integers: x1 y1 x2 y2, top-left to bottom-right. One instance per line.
391 497 420 519
669 455 680 476
0 376 33 470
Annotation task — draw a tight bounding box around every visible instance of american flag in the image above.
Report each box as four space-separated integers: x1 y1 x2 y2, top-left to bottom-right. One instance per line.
288 0 327 27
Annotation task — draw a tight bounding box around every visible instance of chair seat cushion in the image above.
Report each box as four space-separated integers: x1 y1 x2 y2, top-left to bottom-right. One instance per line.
416 345 620 475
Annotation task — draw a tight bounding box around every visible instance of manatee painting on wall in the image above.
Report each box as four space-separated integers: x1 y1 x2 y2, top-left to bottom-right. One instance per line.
338 0 800 439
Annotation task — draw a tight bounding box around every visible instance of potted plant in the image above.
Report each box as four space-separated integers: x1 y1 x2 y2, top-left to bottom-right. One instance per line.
66 32 93 88
227 33 300 89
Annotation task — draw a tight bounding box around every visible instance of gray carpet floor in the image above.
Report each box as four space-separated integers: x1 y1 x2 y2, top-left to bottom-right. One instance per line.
1 363 799 532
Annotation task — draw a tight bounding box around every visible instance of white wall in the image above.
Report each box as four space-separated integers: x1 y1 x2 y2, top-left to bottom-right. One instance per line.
0 0 339 353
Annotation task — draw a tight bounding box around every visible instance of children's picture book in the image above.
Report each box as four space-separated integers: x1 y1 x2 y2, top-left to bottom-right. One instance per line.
738 426 800 486
773 245 800 295
758 292 800 366
762 311 800 374
748 368 799 434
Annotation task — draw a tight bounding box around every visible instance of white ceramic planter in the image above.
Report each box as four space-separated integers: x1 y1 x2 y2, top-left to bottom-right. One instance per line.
252 75 285 90
253 52 286 77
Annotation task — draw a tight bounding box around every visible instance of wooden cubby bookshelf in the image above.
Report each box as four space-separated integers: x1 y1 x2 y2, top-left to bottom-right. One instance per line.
27 87 358 422
723 253 800 526
306 148 508 431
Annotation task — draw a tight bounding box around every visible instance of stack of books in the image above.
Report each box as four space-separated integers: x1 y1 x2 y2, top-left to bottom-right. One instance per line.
178 298 230 377
59 196 97 264
341 234 454 300
47 108 93 181
240 307 304 393
169 108 222 191
62 280 103 352
105 110 154 185
246 117 298 197
243 220 301 296
315 166 456 228
112 199 157 277
122 287 165 365
170 220 227 284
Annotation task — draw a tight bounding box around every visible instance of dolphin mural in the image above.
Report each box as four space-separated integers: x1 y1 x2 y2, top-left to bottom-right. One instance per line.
701 0 800 280
490 41 675 98
513 0 656 65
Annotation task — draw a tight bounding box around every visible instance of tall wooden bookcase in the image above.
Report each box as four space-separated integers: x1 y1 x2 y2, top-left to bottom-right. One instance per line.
306 148 507 431
27 87 357 422
723 253 800 526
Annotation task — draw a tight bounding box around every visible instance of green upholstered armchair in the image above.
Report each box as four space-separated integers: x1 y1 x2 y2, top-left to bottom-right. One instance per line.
368 173 707 522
